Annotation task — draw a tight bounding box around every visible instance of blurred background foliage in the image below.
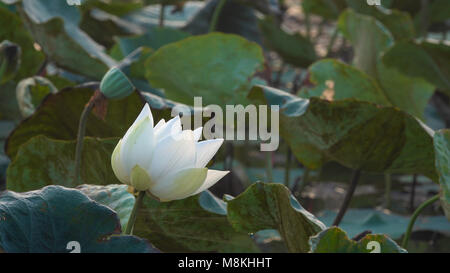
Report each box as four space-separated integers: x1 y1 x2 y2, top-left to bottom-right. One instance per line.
0 0 449 253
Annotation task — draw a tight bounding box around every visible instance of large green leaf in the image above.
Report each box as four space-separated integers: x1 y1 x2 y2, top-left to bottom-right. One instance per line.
249 85 436 177
303 59 433 119
309 227 407 253
6 135 120 192
226 182 325 253
5 86 144 159
18 0 116 79
302 59 390 105
145 33 264 107
382 41 450 96
0 185 157 253
0 7 45 80
338 9 393 77
77 184 134 231
433 129 450 220
134 190 259 253
338 9 434 119
258 16 317 68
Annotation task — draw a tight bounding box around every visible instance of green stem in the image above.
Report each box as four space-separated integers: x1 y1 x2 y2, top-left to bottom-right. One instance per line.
402 194 439 249
266 152 273 182
420 0 430 38
314 19 326 43
305 12 311 40
209 0 227 33
159 4 165 27
296 167 310 194
284 149 292 187
409 174 418 212
125 191 146 235
384 173 391 209
332 169 361 226
74 93 100 183
325 27 339 57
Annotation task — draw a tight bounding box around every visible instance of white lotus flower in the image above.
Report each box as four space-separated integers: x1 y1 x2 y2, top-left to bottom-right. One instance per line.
111 103 229 201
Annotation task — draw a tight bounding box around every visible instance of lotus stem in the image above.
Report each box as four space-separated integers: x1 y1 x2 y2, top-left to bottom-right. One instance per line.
125 191 146 235
159 4 165 27
266 152 273 182
305 12 311 40
409 174 418 212
332 169 361 226
326 28 339 57
209 0 227 33
384 173 391 209
284 148 292 186
297 167 310 193
74 91 102 183
402 194 439 249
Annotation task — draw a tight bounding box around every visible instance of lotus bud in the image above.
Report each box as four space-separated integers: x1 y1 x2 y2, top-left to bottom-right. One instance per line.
100 67 134 100
111 104 229 201
0 40 21 84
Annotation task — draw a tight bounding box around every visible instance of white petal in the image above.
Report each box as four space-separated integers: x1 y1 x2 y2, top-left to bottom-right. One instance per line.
121 104 153 143
148 167 207 201
120 116 155 173
154 119 165 132
195 138 224 168
148 130 196 181
193 127 203 142
191 170 229 196
111 139 130 184
155 115 182 143
133 104 153 129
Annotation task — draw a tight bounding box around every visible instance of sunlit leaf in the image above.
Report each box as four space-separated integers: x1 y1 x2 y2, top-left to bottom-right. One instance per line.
338 9 434 119
145 33 264 107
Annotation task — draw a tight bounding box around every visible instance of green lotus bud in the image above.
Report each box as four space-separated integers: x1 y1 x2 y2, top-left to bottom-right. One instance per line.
16 76 57 118
0 40 21 84
100 67 134 100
